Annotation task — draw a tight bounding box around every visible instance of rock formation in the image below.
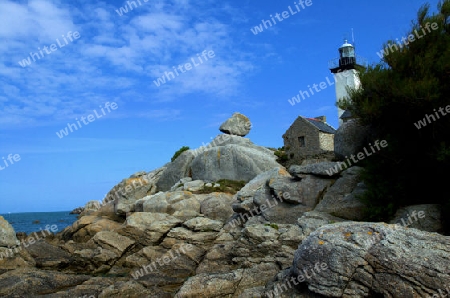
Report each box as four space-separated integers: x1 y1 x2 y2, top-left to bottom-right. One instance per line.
219 112 252 136
0 113 448 297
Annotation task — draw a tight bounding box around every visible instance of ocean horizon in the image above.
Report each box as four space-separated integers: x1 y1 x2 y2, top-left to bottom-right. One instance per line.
0 211 79 235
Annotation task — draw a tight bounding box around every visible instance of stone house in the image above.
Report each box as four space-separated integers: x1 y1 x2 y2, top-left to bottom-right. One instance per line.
282 116 336 165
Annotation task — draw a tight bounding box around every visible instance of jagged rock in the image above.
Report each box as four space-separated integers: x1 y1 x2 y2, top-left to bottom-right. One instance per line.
0 268 91 297
219 112 252 136
60 216 123 243
104 167 166 215
334 119 370 160
291 222 450 297
0 216 19 247
157 150 196 192
70 207 84 214
121 212 182 245
314 167 368 220
269 175 333 206
389 204 443 233
79 200 102 217
191 144 280 182
289 161 345 178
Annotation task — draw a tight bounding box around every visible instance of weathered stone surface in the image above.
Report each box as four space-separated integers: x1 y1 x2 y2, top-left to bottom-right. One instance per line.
157 150 196 192
136 191 204 221
79 200 102 217
233 167 289 216
289 161 345 178
88 231 135 256
166 227 218 245
219 112 251 136
269 175 333 206
98 280 171 298
191 144 279 182
314 167 367 220
105 167 166 215
334 119 370 160
389 204 443 233
176 264 280 298
184 217 224 232
183 180 205 192
297 211 347 240
122 212 182 245
200 192 235 221
291 222 450 297
24 240 74 269
61 216 123 243
0 268 91 297
0 216 19 247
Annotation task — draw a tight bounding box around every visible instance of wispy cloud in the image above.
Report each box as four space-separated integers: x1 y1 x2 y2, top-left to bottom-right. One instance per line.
0 0 256 128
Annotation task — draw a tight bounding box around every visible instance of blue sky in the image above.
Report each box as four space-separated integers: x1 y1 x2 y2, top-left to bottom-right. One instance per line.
0 0 439 212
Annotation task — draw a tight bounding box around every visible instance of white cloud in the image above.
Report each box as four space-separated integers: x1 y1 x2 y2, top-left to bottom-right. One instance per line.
0 0 257 127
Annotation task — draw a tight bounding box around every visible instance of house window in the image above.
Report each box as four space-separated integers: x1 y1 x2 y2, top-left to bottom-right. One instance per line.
298 136 305 147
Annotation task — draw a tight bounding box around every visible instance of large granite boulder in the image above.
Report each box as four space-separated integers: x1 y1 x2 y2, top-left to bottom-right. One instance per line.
0 216 19 248
291 222 450 297
156 151 196 192
334 119 370 160
219 112 252 136
191 144 279 182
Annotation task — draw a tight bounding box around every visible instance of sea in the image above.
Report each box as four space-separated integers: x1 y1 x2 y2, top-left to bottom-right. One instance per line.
0 211 79 235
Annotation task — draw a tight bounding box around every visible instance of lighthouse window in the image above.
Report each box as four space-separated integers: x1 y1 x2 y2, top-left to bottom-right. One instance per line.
298 136 305 147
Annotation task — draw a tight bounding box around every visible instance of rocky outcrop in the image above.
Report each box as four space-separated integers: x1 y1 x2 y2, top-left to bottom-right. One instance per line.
290 222 450 297
0 113 447 297
219 112 251 136
0 268 91 297
314 167 368 220
105 167 166 215
156 151 195 192
0 216 19 248
69 207 84 214
334 119 370 160
191 144 280 182
389 204 443 233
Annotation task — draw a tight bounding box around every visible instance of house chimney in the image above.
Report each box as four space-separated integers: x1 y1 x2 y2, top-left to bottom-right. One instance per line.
315 116 326 122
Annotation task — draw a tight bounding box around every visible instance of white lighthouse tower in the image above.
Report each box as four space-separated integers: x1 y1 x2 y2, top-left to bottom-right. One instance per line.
329 40 365 126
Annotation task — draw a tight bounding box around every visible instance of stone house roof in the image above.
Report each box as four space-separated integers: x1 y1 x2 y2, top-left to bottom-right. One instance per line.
304 118 336 134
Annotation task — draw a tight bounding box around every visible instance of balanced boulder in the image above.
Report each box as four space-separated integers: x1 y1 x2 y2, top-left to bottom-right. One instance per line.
219 112 251 137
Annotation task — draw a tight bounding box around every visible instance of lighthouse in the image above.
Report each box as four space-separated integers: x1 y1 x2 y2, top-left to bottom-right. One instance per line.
329 40 365 126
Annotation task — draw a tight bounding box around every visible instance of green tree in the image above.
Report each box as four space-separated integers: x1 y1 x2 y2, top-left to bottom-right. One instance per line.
340 0 450 232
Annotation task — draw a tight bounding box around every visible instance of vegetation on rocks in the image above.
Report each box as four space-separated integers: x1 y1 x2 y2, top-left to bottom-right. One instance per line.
340 0 450 233
194 179 246 195
171 146 190 162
